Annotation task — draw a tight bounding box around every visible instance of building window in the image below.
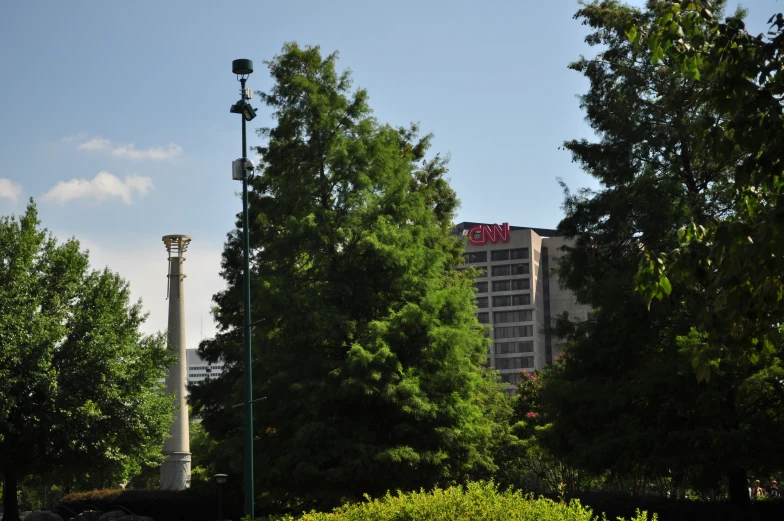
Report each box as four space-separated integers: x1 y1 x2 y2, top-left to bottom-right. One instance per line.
511 278 530 290
492 280 510 292
491 265 510 277
493 311 533 324
496 356 534 370
496 357 533 370
493 295 512 307
494 341 534 354
476 297 488 309
500 373 524 384
493 294 529 307
492 264 530 276
494 325 531 339
474 281 488 293
494 322 533 335
510 248 528 260
464 251 487 264
491 248 529 262
477 312 489 324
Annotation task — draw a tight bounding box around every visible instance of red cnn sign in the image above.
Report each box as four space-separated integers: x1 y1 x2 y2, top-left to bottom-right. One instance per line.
467 223 510 245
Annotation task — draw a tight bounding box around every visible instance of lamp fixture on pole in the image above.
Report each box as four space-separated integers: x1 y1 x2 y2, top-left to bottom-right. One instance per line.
214 474 228 521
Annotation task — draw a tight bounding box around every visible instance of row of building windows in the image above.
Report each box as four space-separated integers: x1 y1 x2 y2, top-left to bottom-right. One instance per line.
191 373 218 378
495 294 531 307
494 325 533 339
494 310 532 323
462 264 530 279
189 365 224 370
476 294 531 308
496 356 534 370
494 278 530 291
495 340 534 354
462 262 530 278
464 248 529 264
500 370 532 384
474 279 531 293
477 311 535 326
491 264 529 277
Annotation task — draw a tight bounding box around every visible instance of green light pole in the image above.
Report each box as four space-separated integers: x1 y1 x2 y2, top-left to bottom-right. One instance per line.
230 58 257 518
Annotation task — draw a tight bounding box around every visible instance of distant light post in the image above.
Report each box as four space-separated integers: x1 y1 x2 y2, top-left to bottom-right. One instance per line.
214 473 228 521
229 58 257 518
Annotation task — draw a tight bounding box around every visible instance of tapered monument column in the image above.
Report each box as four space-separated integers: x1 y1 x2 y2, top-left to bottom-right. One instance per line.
161 234 192 490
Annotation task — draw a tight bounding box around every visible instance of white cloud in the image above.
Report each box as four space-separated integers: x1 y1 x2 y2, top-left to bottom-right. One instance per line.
42 171 153 205
75 136 182 161
0 178 23 202
62 133 87 143
112 142 183 161
77 137 112 151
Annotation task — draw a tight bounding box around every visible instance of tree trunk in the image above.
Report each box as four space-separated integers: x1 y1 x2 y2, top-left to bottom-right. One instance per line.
3 463 20 521
728 466 750 506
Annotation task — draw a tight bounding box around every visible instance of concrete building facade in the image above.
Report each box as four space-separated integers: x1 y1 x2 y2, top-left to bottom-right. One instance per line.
454 222 590 386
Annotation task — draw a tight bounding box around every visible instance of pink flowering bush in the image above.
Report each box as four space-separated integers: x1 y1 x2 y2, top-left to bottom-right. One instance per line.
515 369 545 428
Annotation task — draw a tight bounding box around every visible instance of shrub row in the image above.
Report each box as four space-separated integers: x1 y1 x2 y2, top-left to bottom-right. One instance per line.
258 482 653 521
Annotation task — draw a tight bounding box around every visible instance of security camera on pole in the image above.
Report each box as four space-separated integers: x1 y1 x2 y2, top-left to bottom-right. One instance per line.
230 58 257 518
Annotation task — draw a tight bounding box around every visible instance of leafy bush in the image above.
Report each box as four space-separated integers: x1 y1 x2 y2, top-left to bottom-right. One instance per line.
257 482 654 521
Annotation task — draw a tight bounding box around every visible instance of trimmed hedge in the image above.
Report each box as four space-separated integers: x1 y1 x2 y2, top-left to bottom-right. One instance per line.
259 482 654 521
57 487 242 521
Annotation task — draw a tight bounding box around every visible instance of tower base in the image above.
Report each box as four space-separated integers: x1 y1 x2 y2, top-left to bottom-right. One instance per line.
160 452 192 490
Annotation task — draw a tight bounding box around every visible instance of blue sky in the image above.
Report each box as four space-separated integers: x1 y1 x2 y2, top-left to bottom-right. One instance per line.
0 0 778 347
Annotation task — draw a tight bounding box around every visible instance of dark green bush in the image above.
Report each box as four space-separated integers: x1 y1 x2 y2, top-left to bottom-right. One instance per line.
57 487 242 521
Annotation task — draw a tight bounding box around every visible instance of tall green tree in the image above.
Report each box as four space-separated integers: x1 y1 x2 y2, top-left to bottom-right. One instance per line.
192 43 501 510
630 2 784 372
538 0 784 504
0 201 172 521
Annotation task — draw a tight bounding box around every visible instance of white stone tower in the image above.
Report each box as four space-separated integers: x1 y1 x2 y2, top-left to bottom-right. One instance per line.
161 234 192 490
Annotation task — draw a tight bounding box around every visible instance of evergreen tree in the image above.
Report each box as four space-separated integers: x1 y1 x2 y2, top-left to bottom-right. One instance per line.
192 43 501 510
0 201 172 521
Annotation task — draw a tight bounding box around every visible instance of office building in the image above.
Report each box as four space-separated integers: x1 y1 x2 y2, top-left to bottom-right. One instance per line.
186 348 225 384
455 222 590 386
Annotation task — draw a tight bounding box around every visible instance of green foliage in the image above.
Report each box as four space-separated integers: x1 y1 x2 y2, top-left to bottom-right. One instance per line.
253 482 654 521
191 43 503 510
627 1 784 376
496 370 594 496
0 201 173 520
543 0 784 505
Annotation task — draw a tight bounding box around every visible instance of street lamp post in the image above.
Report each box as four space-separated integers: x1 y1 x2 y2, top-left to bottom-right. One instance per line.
230 58 257 519
214 474 228 521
